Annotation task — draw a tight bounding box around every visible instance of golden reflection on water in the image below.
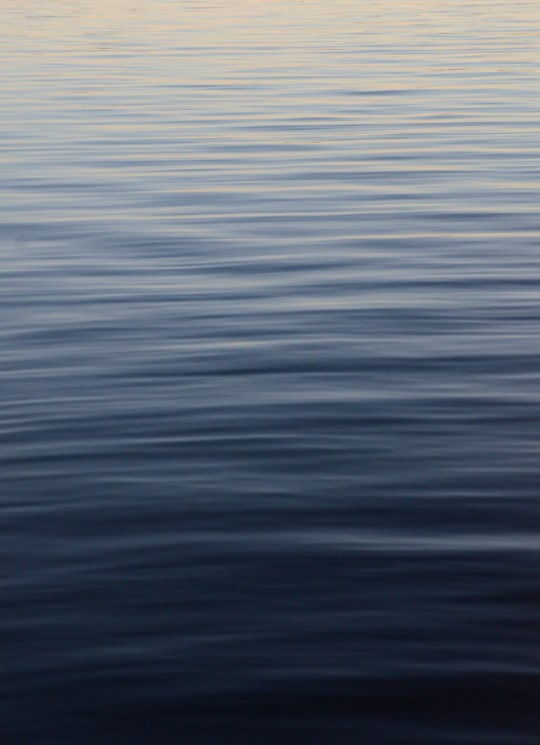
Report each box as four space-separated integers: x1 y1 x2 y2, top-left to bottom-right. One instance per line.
2 0 539 206
5 0 540 56
3 0 538 143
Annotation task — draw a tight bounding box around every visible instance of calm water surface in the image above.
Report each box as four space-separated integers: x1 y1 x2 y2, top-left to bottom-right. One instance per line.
2 1 540 742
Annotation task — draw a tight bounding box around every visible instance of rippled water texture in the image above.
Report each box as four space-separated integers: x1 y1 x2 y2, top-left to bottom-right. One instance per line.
2 1 540 743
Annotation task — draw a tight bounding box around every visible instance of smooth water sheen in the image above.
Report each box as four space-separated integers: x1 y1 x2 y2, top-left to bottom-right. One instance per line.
2 1 540 743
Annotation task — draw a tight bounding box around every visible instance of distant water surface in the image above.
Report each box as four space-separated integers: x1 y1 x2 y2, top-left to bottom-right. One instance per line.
2 1 540 743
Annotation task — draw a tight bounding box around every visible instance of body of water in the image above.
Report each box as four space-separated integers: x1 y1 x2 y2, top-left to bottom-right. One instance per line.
2 1 540 742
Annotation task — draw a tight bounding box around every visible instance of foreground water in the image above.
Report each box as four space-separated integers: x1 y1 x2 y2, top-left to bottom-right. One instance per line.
2 1 540 742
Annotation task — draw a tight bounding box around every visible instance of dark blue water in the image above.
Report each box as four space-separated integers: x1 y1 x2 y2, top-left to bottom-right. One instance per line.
2 1 540 742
